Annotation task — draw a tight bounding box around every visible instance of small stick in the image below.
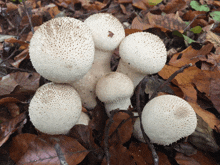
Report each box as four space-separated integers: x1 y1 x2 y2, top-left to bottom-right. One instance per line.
54 143 69 165
136 77 159 165
183 14 206 33
0 65 33 73
22 0 35 34
150 63 192 100
103 111 116 165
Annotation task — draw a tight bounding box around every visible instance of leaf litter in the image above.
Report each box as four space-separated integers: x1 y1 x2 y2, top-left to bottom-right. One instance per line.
0 0 220 164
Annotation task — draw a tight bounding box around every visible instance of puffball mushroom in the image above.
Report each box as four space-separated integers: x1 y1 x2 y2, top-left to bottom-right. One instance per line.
71 13 125 109
75 112 90 126
140 95 197 145
96 72 134 116
117 32 167 87
29 82 82 135
29 17 95 83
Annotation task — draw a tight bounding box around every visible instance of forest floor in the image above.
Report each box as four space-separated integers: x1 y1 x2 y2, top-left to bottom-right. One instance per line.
0 0 220 164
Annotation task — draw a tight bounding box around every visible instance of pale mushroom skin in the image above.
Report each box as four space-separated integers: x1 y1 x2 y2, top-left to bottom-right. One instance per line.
75 112 90 126
133 117 145 143
29 82 82 135
96 72 134 116
71 13 125 109
141 95 197 145
29 17 95 83
117 32 167 87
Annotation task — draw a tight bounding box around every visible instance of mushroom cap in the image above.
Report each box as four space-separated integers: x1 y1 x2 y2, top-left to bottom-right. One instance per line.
96 72 134 103
84 13 125 51
29 82 82 135
119 32 167 75
29 17 94 83
141 95 197 145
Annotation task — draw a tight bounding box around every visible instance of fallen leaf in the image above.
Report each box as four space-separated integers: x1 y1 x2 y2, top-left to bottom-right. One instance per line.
146 12 187 33
205 31 220 48
169 43 214 67
129 142 171 165
0 112 27 147
10 134 89 165
0 72 40 96
210 78 220 113
175 151 217 165
188 115 220 152
108 112 133 145
102 143 136 165
131 16 154 30
189 102 220 129
162 0 186 14
10 48 29 68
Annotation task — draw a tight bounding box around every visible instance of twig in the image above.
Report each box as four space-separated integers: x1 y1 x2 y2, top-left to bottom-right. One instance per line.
109 111 135 139
22 0 34 34
0 48 17 65
150 63 192 100
183 14 206 33
0 65 34 73
136 77 159 165
103 111 117 165
54 143 69 165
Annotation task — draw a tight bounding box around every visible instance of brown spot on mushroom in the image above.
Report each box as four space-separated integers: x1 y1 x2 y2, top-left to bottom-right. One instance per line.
108 31 114 38
174 108 189 119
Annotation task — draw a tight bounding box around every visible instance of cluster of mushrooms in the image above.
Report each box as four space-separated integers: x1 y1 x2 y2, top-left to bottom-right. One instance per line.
28 13 197 146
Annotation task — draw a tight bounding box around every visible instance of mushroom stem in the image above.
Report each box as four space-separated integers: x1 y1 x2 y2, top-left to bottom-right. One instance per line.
105 99 132 116
117 60 146 87
71 49 113 109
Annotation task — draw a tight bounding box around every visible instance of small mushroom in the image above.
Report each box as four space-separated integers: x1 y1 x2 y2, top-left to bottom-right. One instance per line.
117 32 167 87
96 72 134 116
29 82 82 135
29 17 95 83
134 95 197 145
75 112 90 126
71 13 125 109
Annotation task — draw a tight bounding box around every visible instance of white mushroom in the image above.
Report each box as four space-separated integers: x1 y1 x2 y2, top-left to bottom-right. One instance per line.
117 32 167 87
29 17 95 83
71 13 125 109
75 112 90 126
140 95 197 145
133 117 145 143
29 82 82 135
96 72 134 117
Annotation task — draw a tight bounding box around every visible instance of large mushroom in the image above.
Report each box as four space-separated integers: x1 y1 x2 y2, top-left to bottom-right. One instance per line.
29 82 82 135
117 32 167 87
29 17 95 83
133 95 197 145
71 13 125 109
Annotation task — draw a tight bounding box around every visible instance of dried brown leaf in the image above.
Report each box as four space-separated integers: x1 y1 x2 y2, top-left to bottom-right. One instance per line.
129 142 171 165
102 143 136 165
131 16 154 30
0 72 40 96
10 134 89 165
10 48 29 68
162 0 186 14
175 151 217 165
108 112 133 145
0 112 27 147
189 102 220 129
205 31 220 48
146 12 187 33
210 78 220 113
169 43 214 67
